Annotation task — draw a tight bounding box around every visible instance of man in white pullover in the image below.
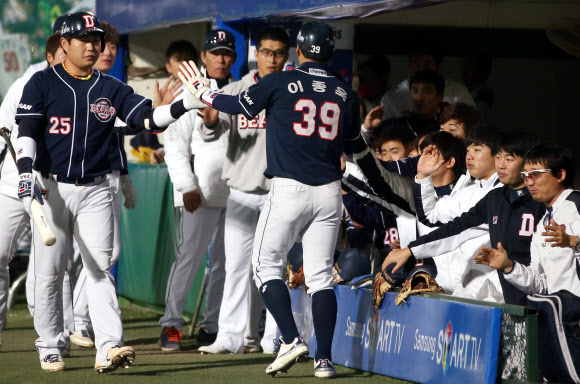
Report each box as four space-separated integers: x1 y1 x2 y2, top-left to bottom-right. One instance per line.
159 30 236 351
198 27 290 355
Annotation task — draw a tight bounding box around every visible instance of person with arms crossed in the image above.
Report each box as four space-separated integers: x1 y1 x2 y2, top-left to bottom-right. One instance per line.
181 21 360 377
15 12 204 372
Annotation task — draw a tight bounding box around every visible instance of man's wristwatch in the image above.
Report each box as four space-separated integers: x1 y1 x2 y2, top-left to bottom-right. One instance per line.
573 237 580 253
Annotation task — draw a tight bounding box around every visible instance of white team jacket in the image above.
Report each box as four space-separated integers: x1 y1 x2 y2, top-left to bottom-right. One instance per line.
164 69 232 208
506 189 580 296
198 70 270 194
0 62 48 199
380 78 475 121
413 172 503 295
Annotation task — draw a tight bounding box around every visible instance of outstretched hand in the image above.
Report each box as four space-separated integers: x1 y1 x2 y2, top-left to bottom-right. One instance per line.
153 75 183 108
474 242 514 272
417 145 445 179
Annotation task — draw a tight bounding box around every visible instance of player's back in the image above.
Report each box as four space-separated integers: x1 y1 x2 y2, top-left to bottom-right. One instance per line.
254 62 359 186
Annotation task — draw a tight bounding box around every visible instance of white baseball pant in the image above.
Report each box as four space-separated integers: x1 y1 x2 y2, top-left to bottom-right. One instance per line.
70 170 123 333
160 206 226 332
214 188 267 353
31 175 123 363
0 193 29 331
252 178 341 295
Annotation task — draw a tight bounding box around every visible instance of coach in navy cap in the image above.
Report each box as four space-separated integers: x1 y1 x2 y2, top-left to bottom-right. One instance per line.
204 29 236 53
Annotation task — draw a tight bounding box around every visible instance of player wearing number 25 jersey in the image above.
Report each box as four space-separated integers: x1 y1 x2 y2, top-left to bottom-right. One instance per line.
14 12 203 373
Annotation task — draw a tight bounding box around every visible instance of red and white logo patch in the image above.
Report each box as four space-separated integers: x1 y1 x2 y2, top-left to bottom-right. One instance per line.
90 98 116 122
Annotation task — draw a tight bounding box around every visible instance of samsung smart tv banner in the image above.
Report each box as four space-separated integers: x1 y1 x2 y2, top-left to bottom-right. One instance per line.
288 285 502 383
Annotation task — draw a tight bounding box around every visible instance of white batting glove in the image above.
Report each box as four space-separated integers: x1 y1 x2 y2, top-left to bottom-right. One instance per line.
120 174 138 209
178 60 219 108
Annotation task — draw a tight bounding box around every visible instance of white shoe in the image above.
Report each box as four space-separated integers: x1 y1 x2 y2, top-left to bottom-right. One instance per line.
198 342 232 354
70 329 95 348
94 345 135 374
40 354 66 372
266 337 309 376
314 359 336 378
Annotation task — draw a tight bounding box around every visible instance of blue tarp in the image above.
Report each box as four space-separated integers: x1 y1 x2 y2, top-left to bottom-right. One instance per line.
96 0 449 34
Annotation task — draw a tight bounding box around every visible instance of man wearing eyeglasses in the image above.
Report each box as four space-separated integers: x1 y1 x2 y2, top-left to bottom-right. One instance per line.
197 27 290 355
474 143 580 383
384 132 546 305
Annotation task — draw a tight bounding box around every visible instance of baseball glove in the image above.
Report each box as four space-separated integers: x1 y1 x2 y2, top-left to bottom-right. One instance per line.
372 271 397 309
395 272 445 306
287 263 306 289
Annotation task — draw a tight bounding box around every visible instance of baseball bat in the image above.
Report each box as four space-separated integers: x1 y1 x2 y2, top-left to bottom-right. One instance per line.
0 127 56 246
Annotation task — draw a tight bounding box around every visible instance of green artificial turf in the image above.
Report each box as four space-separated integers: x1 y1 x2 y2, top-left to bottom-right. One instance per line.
0 299 411 384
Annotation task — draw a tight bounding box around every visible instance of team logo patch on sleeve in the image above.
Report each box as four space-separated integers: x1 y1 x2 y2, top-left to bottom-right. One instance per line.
493 216 498 224
90 98 116 122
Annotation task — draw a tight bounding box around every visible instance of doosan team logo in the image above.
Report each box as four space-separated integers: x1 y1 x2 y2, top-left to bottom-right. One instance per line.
91 98 116 122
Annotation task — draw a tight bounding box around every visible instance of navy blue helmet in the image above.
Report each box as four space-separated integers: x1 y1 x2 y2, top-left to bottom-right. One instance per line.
60 12 106 51
296 21 335 65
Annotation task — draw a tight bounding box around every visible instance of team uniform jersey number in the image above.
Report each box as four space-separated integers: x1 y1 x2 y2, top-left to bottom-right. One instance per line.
293 99 340 140
48 117 71 134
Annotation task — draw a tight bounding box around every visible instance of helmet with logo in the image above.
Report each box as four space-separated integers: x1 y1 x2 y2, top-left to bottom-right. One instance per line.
296 21 335 65
60 12 106 52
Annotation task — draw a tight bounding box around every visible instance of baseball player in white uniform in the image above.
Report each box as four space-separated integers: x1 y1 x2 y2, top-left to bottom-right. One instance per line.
197 27 290 355
158 30 235 351
0 33 67 349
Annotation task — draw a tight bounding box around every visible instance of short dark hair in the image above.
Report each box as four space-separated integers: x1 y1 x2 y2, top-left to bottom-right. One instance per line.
421 131 467 179
255 27 290 51
499 132 541 158
439 102 481 137
409 70 445 95
465 125 502 155
407 132 430 155
46 32 62 63
373 125 416 153
524 143 575 188
165 40 198 63
101 21 119 46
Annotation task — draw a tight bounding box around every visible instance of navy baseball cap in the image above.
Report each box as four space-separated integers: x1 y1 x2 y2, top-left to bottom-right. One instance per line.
204 30 236 53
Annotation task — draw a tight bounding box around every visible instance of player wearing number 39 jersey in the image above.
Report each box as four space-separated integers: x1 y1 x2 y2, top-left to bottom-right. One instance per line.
14 12 204 373
181 21 360 378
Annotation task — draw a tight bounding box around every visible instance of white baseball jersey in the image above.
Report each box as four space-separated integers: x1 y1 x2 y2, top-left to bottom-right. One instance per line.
506 189 580 296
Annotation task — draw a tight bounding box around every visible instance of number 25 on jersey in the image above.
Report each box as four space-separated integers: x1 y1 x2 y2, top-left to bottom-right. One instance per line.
48 117 71 134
